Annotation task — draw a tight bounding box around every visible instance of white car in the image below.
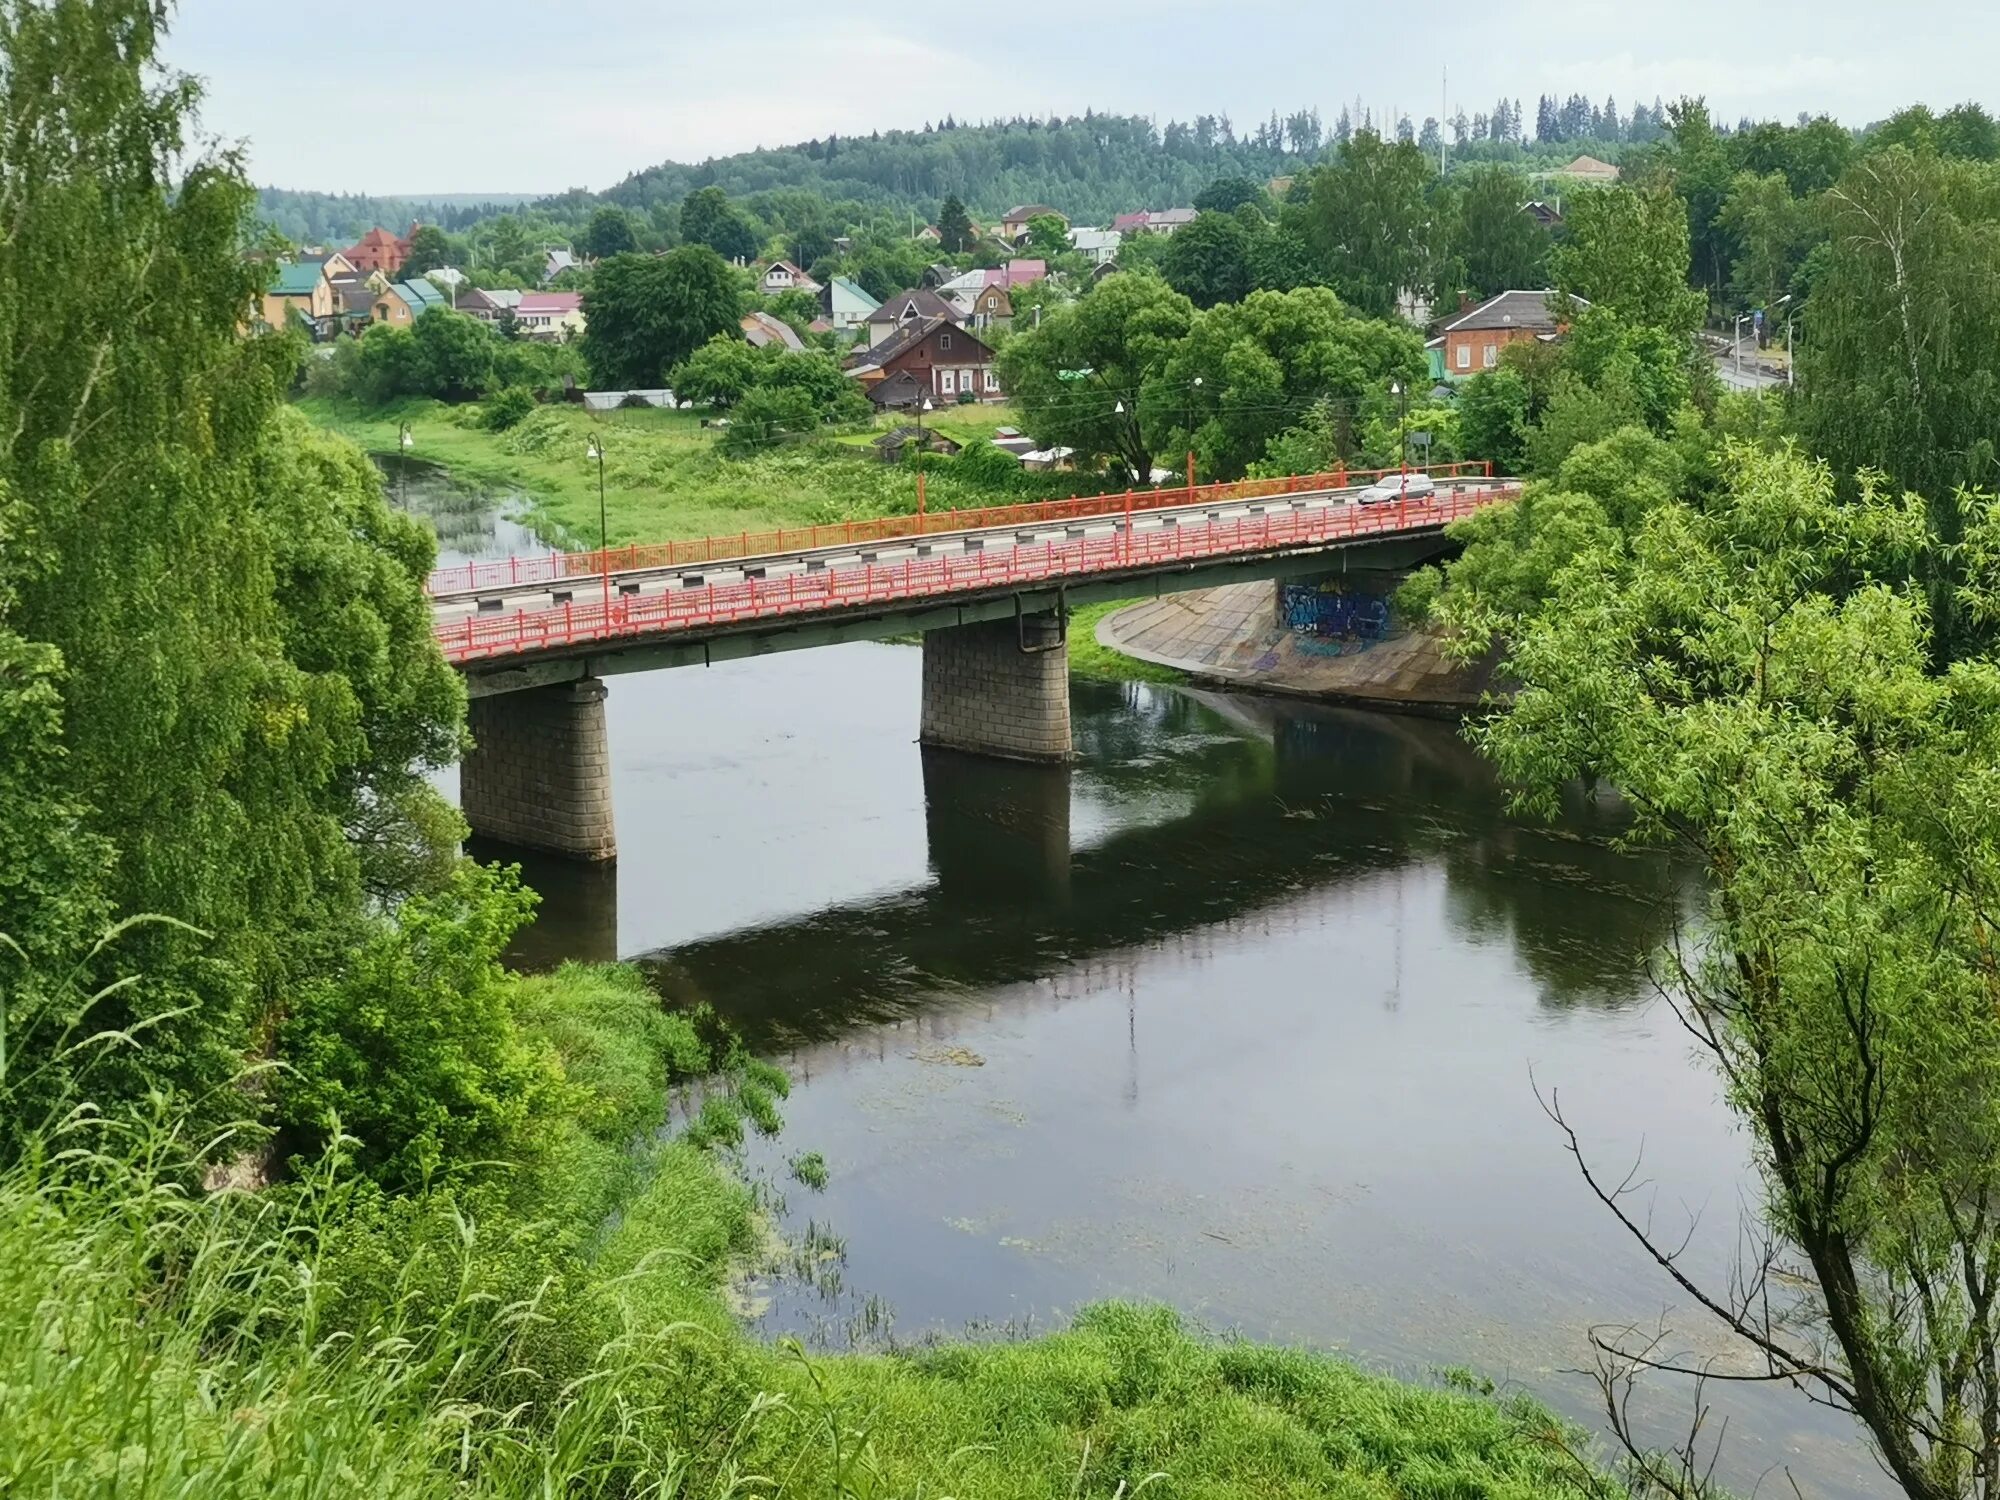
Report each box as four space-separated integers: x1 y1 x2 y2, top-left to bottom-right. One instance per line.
1355 473 1437 505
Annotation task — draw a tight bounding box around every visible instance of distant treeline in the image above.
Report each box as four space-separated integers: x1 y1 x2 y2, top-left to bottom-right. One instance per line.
255 190 542 245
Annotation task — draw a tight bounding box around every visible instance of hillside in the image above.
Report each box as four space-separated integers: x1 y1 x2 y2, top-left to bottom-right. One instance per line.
255 189 544 244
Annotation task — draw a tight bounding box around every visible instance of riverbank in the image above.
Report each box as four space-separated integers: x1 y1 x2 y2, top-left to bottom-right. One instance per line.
6 956 1613 1498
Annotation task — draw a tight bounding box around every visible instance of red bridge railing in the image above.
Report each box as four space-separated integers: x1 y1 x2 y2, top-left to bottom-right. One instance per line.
425 461 1498 597
435 482 1518 666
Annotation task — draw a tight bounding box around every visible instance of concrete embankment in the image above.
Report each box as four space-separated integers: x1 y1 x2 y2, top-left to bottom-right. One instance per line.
1098 580 1505 715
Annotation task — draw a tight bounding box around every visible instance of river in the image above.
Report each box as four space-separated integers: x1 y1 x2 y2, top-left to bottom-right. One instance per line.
399 473 1884 1498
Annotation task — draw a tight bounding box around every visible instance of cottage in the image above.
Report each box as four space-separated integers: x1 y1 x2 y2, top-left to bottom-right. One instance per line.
1112 211 1151 234
757 258 822 296
542 246 579 283
855 287 963 348
963 283 1011 331
516 291 585 339
344 226 413 276
1521 199 1564 228
1426 290 1587 380
998 204 1066 243
740 309 806 351
260 261 334 332
1145 207 1197 236
820 275 880 333
457 287 524 324
1068 227 1122 265
848 316 1002 406
368 278 449 326
1557 154 1620 183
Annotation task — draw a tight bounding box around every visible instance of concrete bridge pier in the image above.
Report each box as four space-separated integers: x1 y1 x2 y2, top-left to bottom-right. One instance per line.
919 610 1072 763
462 678 616 861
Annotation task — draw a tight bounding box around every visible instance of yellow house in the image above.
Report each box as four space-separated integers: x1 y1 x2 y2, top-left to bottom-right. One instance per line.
260 261 334 329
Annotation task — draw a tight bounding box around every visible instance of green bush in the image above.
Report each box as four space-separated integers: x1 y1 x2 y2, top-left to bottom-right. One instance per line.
481 386 536 431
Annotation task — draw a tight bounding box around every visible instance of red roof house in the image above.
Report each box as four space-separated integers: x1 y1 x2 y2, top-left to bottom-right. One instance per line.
345 225 414 276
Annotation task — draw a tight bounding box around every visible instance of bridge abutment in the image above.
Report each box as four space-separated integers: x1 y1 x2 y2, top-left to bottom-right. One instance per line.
919 611 1072 763
462 678 616 861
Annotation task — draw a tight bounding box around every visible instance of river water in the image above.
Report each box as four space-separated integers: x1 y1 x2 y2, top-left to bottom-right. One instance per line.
398 475 1883 1497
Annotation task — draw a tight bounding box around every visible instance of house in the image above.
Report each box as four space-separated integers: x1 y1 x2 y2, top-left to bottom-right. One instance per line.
962 283 1012 331
458 287 524 324
915 224 942 244
344 226 413 276
999 204 1066 242
847 316 1002 406
329 275 380 329
1557 154 1619 183
872 425 963 463
1068 227 1122 265
757 258 822 296
261 261 334 332
1426 289 1587 380
542 246 579 283
516 291 585 339
855 287 963 349
989 426 1037 457
1521 199 1563 228
1146 207 1197 235
740 309 806 351
1112 211 1151 234
820 275 880 333
298 249 357 277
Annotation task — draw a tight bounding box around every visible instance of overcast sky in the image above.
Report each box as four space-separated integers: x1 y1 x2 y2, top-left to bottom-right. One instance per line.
167 1 1991 196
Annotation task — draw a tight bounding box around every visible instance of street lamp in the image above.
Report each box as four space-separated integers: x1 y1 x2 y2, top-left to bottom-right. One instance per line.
1390 381 1409 497
1776 294 1795 388
1188 376 1203 491
915 394 934 527
397 421 412 509
586 435 609 612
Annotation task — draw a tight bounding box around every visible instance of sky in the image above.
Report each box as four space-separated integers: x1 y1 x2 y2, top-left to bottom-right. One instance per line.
167 1 1993 196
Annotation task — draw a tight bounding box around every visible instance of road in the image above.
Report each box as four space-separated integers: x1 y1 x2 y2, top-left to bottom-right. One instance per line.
1711 331 1789 392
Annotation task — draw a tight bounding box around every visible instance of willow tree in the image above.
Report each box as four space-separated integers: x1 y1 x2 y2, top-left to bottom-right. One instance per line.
0 0 462 1130
1469 443 2000 1500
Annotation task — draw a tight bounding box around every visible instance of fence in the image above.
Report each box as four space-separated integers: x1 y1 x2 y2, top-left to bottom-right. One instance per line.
425 460 1497 597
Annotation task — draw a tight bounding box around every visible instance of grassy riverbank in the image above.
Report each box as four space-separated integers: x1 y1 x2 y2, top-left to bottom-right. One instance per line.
3 958 1609 1499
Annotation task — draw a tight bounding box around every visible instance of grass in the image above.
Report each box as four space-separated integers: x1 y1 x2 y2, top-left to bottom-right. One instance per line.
1070 599 1188 684
0 960 1623 1499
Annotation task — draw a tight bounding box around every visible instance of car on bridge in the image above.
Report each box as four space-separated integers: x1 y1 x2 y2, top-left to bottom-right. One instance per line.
1356 472 1436 506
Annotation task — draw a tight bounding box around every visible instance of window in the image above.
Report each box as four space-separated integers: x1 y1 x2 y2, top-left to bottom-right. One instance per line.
1482 343 1498 369
940 370 956 394
939 332 952 350
985 370 1000 392
1455 344 1471 370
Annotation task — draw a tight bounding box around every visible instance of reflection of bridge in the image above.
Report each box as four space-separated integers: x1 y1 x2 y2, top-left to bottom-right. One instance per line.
430 468 1518 861
569 698 1677 1054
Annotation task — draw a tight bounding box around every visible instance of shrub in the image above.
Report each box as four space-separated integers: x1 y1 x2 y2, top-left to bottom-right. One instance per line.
481 385 536 431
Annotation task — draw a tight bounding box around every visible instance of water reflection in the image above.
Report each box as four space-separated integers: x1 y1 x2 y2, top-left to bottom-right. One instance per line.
376 454 548 566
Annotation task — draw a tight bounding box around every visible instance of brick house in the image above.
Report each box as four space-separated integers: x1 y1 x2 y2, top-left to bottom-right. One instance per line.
345 225 414 276
1427 290 1588 380
850 316 1002 407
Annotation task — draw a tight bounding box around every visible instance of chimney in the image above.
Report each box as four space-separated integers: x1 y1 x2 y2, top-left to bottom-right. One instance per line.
1458 291 1475 314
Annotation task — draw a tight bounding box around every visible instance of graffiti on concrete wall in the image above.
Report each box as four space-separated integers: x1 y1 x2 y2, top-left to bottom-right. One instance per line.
1278 578 1393 654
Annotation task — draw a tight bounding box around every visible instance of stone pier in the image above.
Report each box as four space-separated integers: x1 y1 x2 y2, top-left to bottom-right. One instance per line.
919 611 1072 763
462 678 616 861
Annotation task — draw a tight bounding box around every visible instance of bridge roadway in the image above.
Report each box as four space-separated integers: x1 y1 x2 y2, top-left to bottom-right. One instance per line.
430 473 1519 690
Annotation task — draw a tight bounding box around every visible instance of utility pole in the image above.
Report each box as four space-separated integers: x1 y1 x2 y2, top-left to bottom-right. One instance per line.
586 436 609 612
1441 66 1449 174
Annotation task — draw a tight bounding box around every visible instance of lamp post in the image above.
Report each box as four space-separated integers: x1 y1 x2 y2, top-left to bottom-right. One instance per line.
1188 375 1202 493
915 394 934 528
1390 381 1409 498
586 435 609 612
397 421 412 509
1732 310 1756 381
1776 293 1795 388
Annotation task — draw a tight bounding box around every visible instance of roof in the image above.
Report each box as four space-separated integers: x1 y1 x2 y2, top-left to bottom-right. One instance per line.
855 314 994 371
517 291 582 315
465 287 524 310
393 279 449 312
760 258 821 289
825 276 879 310
865 288 959 324
1112 211 1150 232
350 227 407 251
873 425 961 451
1438 289 1587 335
1561 154 1619 178
740 309 806 351
1002 203 1063 222
544 247 578 271
1149 207 1197 228
268 261 324 296
329 276 376 315
1002 258 1046 287
1069 227 1121 253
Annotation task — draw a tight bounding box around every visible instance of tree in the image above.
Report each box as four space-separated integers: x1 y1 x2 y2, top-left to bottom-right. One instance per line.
1551 183 1703 339
1459 442 2000 1500
1194 176 1264 214
1795 147 2000 664
1443 166 1551 300
1023 212 1070 259
717 384 821 456
410 309 495 401
581 205 638 259
937 195 975 253
402 224 453 277
1153 287 1425 479
678 186 757 262
1456 367 1534 474
1716 170 1807 310
995 274 1195 479
1299 131 1437 319
1161 210 1254 308
582 247 745 389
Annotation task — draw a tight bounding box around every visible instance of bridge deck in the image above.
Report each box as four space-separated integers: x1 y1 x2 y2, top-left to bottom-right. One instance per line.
432 480 1518 668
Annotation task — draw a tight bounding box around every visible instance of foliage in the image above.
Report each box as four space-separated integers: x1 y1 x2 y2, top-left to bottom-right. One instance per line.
1715 169 1811 309
1194 175 1266 213
1457 367 1534 474
1437 166 1552 300
1794 146 2000 663
678 185 758 262
480 385 536 431
717 385 824 456
671 334 765 408
996 274 1195 479
1550 183 1704 338
1161 208 1255 308
409 309 494 401
1468 443 2000 1500
936 194 974 253
581 204 637 259
582 247 745 388
402 225 452 278
1296 130 1437 318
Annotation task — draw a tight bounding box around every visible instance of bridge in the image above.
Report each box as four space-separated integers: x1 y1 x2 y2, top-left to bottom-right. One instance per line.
427 464 1520 861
